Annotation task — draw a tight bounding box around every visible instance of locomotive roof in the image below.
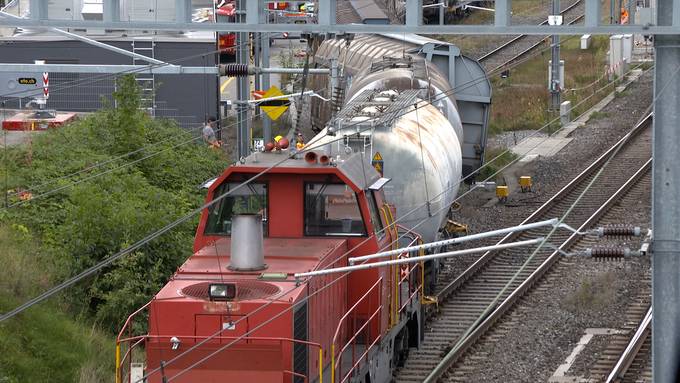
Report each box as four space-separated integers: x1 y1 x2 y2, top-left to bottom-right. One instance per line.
155 237 348 302
231 150 380 191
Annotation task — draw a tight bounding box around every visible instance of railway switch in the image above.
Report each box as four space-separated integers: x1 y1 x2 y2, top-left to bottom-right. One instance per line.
519 176 533 192
496 185 509 203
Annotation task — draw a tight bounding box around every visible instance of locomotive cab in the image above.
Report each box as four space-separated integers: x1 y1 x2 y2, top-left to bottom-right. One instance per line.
116 150 417 383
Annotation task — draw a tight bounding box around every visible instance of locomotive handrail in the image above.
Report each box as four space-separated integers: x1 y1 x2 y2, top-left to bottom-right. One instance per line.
394 227 423 315
116 306 325 383
331 277 383 383
116 300 152 383
284 370 309 383
336 308 383 383
116 300 152 343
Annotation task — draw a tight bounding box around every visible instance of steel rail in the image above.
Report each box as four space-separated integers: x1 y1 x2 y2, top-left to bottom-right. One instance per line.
487 14 585 73
432 158 653 380
606 306 653 383
424 119 653 381
436 113 652 303
479 0 584 72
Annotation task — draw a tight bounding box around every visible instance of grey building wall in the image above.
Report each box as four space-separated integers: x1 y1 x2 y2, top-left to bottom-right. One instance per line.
0 38 219 129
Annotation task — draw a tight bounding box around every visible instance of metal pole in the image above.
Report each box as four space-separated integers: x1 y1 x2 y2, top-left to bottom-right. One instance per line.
262 32 272 143
2 101 7 208
652 0 680 380
495 0 510 27
103 0 121 23
628 0 636 24
254 33 261 92
550 0 561 110
439 3 444 25
406 0 422 26
236 0 250 159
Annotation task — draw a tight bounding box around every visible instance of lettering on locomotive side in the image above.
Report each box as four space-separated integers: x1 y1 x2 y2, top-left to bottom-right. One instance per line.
18 78 37 85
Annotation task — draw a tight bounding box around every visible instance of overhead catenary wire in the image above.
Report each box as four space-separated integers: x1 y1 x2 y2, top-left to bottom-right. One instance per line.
1 28 639 328
2 24 628 356
4 29 582 202
134 30 656 379
0 28 290 100
3 30 646 381
1 87 327 208
422 111 653 383
146 59 656 383
423 69 677 382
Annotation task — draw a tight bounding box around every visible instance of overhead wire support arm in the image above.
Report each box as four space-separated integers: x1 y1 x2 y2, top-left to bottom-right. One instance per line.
0 10 165 65
295 238 546 278
349 218 593 264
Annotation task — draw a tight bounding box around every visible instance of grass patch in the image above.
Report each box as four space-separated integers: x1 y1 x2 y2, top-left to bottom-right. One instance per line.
489 35 611 133
477 146 518 182
563 271 617 313
589 111 610 120
0 225 113 383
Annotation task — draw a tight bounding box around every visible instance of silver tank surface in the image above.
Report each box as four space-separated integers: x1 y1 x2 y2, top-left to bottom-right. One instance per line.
310 59 463 242
230 214 266 271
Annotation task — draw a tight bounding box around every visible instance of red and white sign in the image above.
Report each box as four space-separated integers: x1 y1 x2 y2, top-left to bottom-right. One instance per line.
42 72 49 99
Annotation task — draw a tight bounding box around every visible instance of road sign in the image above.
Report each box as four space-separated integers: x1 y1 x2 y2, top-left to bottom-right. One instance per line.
371 152 384 176
42 72 49 99
260 85 289 121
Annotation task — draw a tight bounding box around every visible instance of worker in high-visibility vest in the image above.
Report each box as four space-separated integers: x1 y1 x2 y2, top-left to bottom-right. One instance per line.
295 132 305 150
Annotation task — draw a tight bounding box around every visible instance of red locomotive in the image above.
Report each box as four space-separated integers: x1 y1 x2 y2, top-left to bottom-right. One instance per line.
116 148 429 383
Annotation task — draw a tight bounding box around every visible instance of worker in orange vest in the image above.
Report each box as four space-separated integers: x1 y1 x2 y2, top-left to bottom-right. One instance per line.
295 132 305 150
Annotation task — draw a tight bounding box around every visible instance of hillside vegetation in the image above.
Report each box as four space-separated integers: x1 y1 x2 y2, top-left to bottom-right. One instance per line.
0 75 228 381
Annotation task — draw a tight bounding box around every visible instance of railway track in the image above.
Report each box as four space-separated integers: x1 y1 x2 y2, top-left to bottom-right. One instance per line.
449 166 652 381
393 114 653 383
591 303 652 383
478 0 585 73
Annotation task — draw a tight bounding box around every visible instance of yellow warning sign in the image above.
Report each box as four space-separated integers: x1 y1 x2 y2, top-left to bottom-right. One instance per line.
373 162 383 175
260 85 289 121
371 152 384 176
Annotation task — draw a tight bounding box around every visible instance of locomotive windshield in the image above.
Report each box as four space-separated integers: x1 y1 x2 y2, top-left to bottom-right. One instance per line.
204 182 267 235
304 183 366 236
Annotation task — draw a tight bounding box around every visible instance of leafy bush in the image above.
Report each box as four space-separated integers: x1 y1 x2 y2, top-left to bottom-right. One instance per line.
1 75 228 332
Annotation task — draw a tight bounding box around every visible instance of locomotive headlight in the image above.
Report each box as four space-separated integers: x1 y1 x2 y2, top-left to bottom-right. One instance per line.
209 283 236 301
170 336 181 350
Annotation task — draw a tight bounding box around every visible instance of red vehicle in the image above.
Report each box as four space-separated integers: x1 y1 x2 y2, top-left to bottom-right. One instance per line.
216 2 236 58
116 148 429 383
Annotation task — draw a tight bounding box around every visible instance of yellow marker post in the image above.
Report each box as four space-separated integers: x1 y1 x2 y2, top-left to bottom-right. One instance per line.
319 348 324 382
331 343 336 383
519 176 533 192
115 343 121 383
496 185 509 202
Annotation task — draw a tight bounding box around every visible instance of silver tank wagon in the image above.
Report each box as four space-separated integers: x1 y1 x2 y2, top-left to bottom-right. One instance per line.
309 57 463 242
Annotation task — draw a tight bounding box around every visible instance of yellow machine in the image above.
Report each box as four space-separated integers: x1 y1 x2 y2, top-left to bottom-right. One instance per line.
496 185 509 202
519 176 533 192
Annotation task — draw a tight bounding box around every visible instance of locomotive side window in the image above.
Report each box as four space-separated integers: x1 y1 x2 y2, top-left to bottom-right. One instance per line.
304 183 367 237
204 182 268 235
367 191 385 238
